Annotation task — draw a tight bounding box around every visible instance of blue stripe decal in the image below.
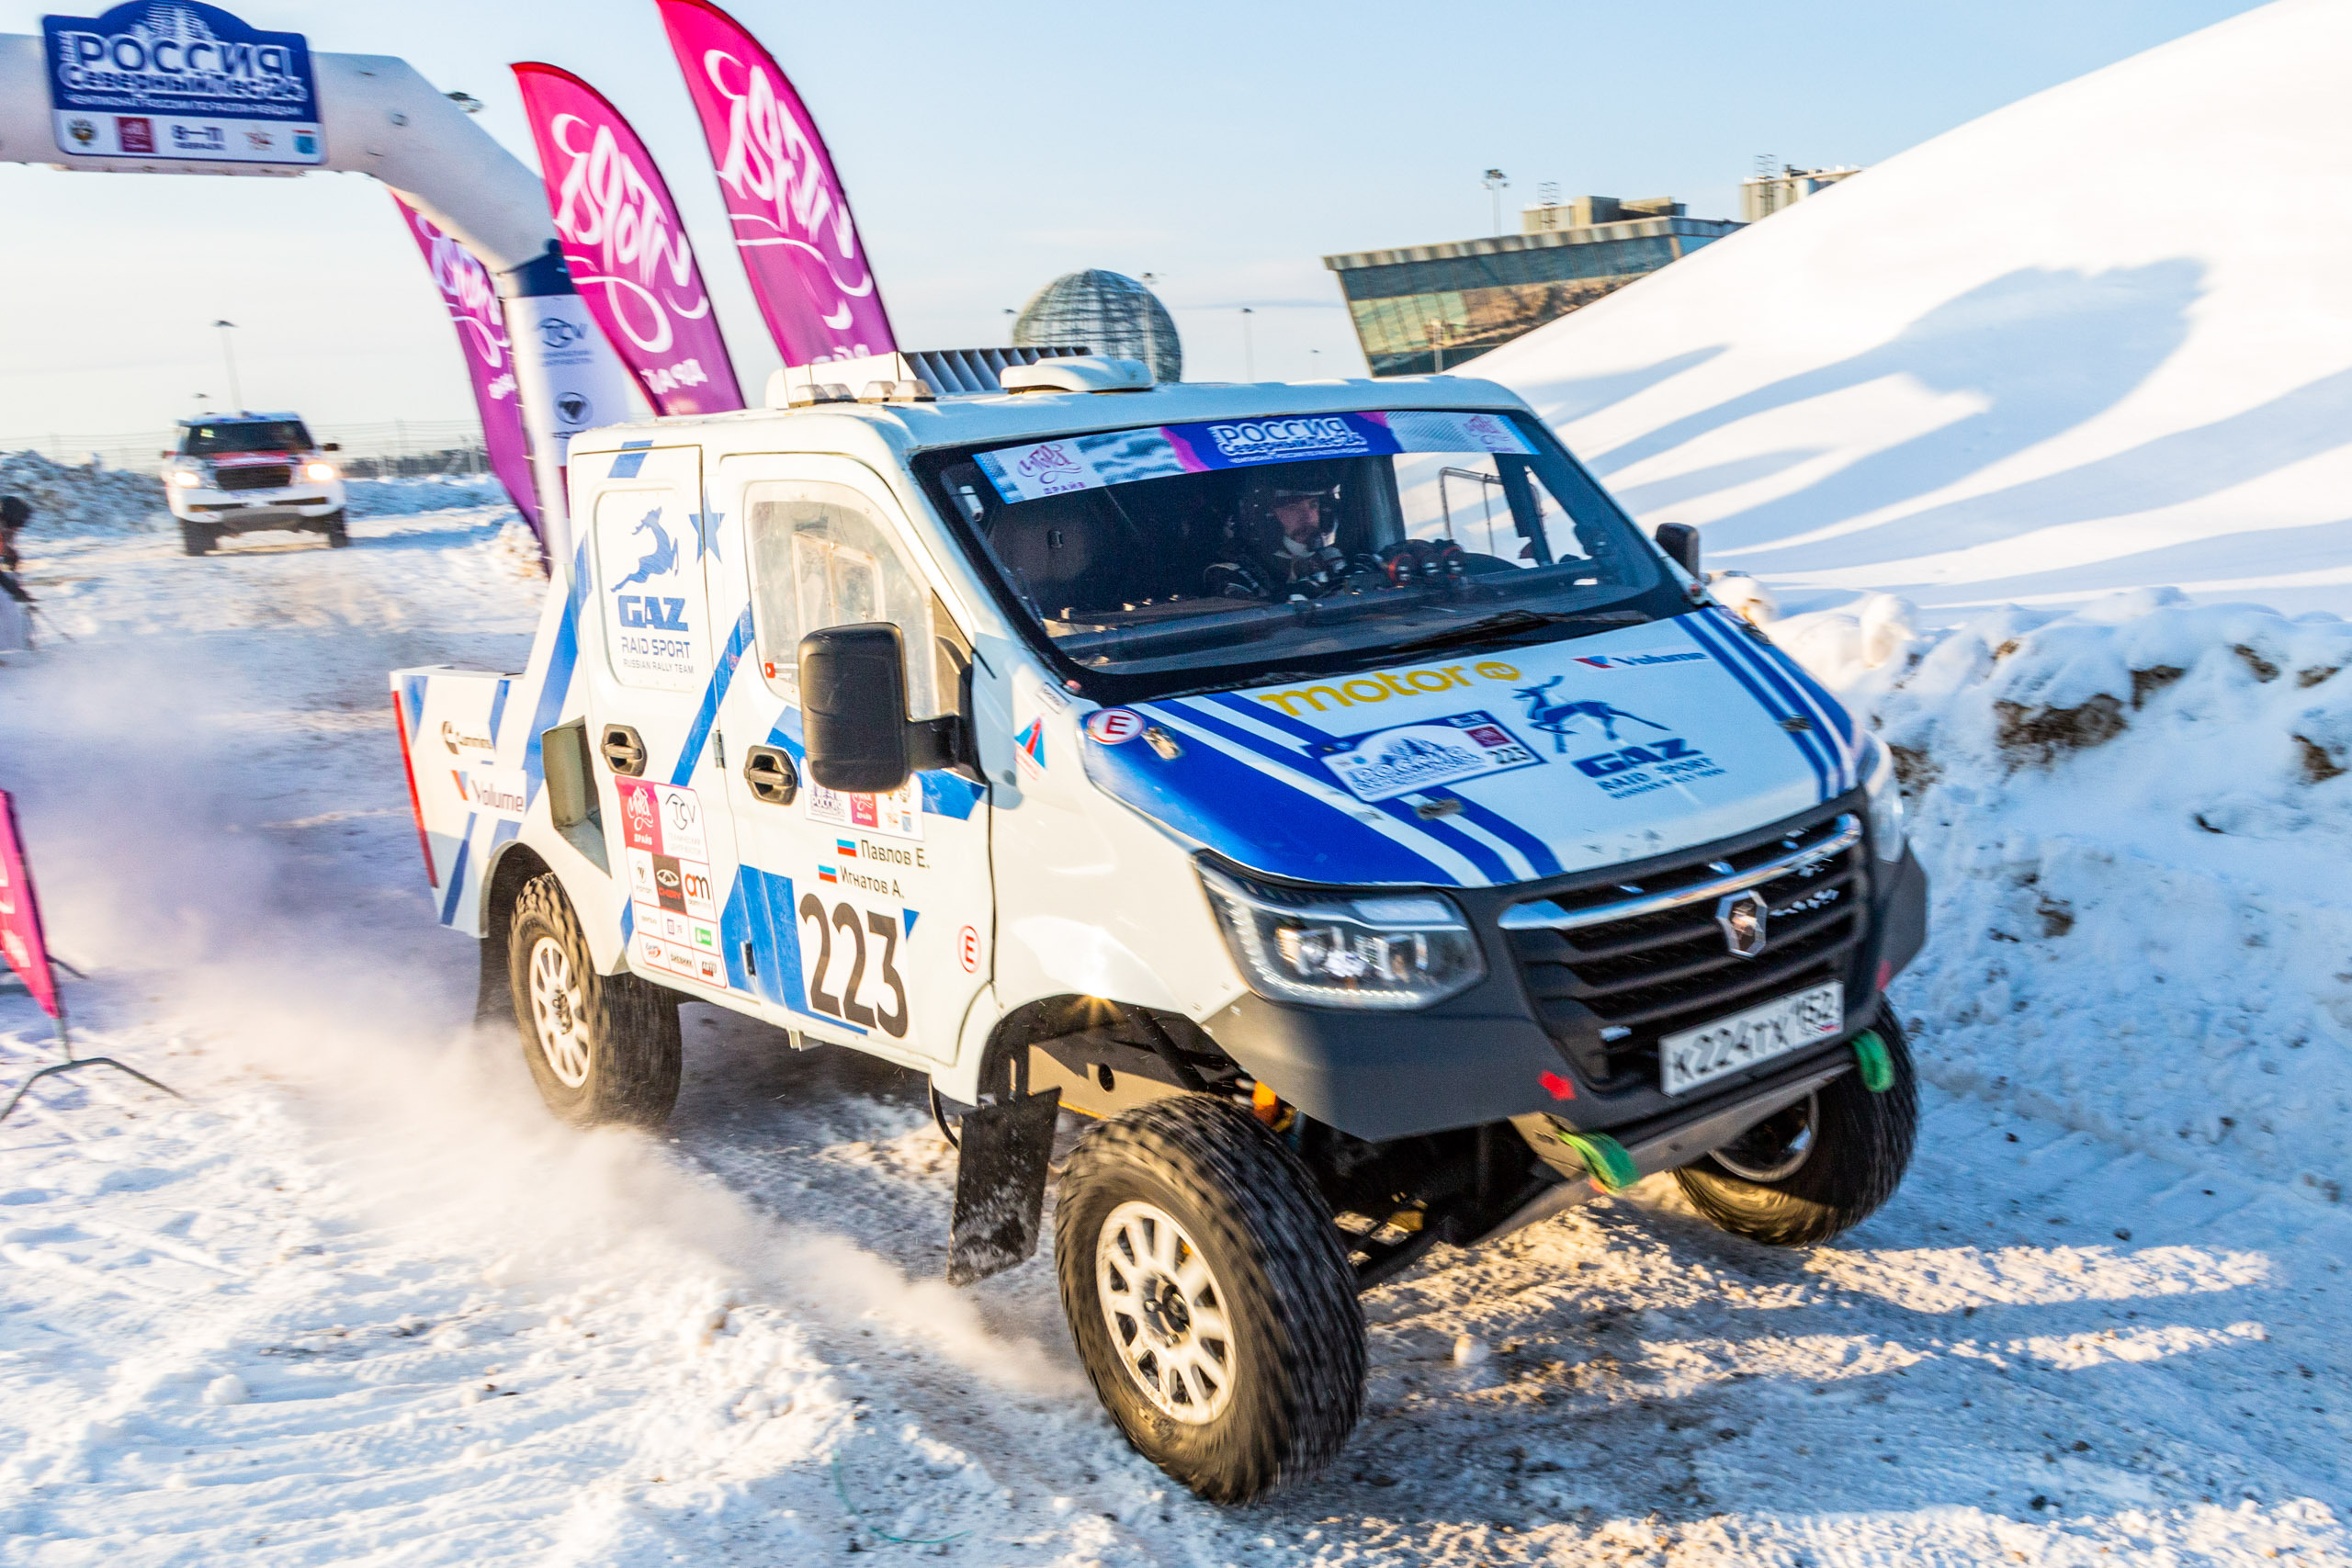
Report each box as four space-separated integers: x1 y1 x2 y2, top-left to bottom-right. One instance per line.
1162 697 1513 882
1748 626 1858 786
920 772 984 819
671 606 755 786
1437 792 1563 878
621 902 634 942
401 674 426 736
1201 692 1557 880
439 813 479 926
487 677 512 748
524 538 593 807
1698 610 1849 794
1188 694 1517 883
718 867 863 1032
1679 613 1827 800
762 704 806 758
607 440 653 479
1087 711 1455 885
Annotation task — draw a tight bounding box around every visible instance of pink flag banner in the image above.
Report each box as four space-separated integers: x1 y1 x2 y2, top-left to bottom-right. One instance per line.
654 0 896 367
0 791 62 1021
513 63 745 416
390 197 542 534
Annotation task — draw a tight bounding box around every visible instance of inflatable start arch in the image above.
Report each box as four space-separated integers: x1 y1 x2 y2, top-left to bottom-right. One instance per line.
0 2 632 559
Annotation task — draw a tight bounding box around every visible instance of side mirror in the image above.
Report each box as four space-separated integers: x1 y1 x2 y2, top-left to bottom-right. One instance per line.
797 624 967 793
322 442 341 452
1653 522 1702 581
159 450 174 460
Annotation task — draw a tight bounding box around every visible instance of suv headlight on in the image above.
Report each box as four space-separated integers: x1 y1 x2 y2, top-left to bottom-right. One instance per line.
303 461 337 482
168 468 203 488
1861 733 1906 862
1199 863 1486 1009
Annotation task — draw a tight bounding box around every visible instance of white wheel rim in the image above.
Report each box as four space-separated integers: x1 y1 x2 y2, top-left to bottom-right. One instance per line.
1095 1200 1236 1425
526 935 591 1089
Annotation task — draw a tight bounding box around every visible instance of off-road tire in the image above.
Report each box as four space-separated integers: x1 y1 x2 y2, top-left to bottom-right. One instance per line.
506 872 680 1127
178 522 218 556
1055 1096 1364 1503
1674 1004 1918 1247
321 512 349 548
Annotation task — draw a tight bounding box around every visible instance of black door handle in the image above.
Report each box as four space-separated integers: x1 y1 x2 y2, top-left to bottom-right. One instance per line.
742 744 799 805
600 723 647 777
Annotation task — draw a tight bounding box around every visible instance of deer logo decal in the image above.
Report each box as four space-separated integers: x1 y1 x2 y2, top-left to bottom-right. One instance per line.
1513 677 1670 755
612 508 678 590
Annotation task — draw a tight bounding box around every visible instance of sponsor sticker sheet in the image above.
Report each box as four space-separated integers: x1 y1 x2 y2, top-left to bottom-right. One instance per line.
619 779 724 987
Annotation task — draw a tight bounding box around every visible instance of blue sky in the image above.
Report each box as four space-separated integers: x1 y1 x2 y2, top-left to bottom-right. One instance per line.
0 0 2272 442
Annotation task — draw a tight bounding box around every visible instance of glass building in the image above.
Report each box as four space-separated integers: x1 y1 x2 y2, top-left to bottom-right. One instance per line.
1325 210 1742 378
1012 270 1183 383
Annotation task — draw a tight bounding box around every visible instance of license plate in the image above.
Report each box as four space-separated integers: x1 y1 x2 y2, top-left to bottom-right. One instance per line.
1659 981 1844 1096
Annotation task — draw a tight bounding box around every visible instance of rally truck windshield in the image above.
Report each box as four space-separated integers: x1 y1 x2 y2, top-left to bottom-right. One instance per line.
920 408 1674 694
180 421 313 456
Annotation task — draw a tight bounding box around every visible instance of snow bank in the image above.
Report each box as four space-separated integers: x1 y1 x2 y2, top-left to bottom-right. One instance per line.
0 453 515 538
1772 587 2352 1206
342 473 511 517
0 451 168 534
1482 0 2352 616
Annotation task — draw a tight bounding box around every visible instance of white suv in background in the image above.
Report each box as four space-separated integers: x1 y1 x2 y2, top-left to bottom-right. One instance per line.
164 414 347 555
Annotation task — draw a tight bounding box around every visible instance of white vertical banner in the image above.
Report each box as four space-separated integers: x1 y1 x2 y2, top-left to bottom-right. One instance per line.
507 288 630 564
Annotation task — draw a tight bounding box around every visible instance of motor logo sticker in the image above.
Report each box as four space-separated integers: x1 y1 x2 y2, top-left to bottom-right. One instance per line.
1313 711 1543 803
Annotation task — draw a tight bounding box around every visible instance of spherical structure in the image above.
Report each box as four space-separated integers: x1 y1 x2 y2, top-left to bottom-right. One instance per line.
1012 270 1182 383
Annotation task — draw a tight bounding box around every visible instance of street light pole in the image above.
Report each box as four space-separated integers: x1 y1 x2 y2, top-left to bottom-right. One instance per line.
211 320 243 413
1483 168 1510 235
1240 307 1255 381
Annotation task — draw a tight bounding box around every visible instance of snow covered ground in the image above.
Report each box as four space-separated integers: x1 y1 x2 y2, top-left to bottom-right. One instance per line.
7 3 2352 1551
2 514 2348 1562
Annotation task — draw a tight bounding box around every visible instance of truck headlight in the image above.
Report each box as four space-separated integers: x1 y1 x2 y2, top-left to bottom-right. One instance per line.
303 461 337 482
1861 734 1905 862
168 469 202 488
1199 863 1485 1009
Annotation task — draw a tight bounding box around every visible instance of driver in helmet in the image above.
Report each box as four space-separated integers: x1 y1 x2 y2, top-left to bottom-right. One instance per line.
1204 471 1347 599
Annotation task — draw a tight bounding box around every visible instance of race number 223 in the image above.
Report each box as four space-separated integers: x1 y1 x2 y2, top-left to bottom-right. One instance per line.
797 895 909 1038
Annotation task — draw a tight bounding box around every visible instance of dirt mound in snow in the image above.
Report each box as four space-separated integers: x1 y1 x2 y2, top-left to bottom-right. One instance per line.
1482 0 2352 616
0 451 167 535
1776 587 2352 1206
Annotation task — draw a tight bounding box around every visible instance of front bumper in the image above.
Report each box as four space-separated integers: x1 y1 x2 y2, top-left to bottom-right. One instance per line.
1193 790 1930 1142
172 488 343 526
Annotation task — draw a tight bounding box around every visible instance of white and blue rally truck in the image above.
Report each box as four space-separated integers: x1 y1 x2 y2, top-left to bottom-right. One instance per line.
392 351 1928 1502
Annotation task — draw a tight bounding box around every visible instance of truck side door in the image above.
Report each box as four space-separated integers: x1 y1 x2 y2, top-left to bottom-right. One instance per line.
707 454 989 1065
579 444 741 995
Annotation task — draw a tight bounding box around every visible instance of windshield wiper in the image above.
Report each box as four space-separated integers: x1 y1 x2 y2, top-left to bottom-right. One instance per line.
1377 607 1645 660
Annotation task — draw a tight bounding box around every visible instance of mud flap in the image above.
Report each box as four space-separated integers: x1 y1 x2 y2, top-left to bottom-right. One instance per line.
946 1087 1063 1286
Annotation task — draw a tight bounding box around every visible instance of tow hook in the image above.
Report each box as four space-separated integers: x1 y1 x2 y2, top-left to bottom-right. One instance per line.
1851 1031 1894 1093
1546 1127 1639 1193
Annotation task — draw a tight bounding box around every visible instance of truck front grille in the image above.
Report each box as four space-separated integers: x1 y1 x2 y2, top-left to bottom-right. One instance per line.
1502 807 1866 1089
216 464 292 491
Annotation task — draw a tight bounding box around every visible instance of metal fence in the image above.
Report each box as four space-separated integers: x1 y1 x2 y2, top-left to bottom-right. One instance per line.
0 418 490 477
